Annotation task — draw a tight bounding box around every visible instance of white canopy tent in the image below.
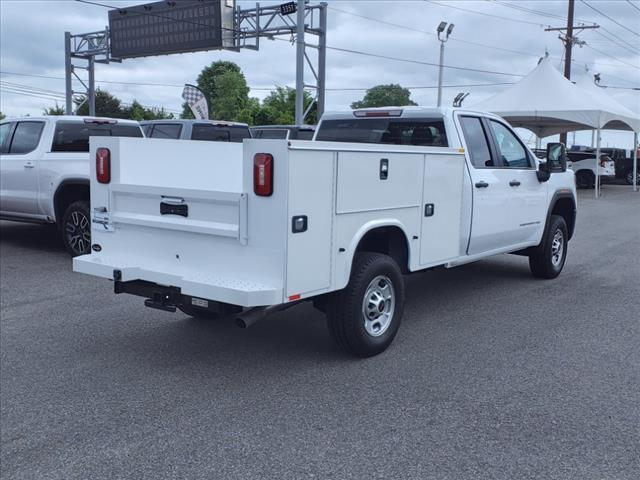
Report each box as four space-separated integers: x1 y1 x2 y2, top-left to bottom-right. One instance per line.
473 57 640 194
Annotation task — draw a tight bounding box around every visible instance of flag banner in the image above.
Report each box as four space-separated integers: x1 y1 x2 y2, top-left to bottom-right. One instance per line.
182 84 209 120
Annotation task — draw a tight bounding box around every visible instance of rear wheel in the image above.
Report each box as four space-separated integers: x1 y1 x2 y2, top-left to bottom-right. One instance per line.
626 169 639 186
575 170 594 189
327 252 405 357
529 215 568 279
62 200 91 257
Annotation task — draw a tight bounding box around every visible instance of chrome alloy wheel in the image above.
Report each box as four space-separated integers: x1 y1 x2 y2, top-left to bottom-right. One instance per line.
551 229 564 267
65 210 90 255
362 275 395 337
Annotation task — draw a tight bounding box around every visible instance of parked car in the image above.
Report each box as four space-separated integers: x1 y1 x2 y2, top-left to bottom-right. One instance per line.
566 151 615 188
250 125 316 140
599 147 639 185
0 116 143 256
141 119 251 142
74 107 576 357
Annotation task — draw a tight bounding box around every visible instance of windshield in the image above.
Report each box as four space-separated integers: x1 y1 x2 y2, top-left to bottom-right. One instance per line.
316 118 448 147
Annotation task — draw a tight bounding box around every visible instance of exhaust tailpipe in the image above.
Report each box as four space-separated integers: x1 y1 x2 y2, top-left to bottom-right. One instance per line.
234 301 302 329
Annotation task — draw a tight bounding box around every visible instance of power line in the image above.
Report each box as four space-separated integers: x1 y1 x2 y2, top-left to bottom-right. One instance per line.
328 5 543 59
627 1 640 13
591 28 637 55
1 71 514 93
584 44 640 70
424 0 548 27
490 0 595 25
580 0 640 37
324 44 525 77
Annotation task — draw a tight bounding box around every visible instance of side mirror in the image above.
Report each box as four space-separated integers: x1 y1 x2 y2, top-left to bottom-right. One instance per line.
546 142 567 173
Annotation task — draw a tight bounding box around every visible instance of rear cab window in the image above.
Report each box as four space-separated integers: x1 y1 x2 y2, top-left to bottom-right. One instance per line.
191 124 251 143
52 121 142 152
316 118 448 147
147 123 182 139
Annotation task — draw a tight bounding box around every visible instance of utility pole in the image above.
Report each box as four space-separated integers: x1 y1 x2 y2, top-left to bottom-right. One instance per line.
545 0 599 145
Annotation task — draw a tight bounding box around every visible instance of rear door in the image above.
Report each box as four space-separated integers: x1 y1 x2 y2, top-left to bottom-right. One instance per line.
459 115 516 254
0 120 45 215
485 119 547 246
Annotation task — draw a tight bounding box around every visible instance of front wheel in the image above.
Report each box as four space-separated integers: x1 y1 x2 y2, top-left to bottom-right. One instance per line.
327 252 405 357
62 200 91 257
528 215 568 279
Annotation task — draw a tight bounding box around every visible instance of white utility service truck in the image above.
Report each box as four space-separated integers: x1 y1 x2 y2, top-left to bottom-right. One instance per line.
74 107 577 357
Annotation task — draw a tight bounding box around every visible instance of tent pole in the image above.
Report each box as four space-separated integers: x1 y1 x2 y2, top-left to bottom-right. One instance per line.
590 130 595 148
634 132 638 193
595 129 601 198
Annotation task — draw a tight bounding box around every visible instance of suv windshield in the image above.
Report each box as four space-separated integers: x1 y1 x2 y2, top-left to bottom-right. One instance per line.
316 118 448 147
52 122 142 152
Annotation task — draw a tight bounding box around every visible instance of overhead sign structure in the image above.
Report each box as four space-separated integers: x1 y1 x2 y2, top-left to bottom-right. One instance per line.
108 0 236 59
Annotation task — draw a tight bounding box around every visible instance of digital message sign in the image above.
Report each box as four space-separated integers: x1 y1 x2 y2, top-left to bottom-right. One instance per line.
109 0 234 59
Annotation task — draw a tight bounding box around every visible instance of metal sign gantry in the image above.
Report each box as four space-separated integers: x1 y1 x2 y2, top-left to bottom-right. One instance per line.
64 28 120 116
64 0 327 124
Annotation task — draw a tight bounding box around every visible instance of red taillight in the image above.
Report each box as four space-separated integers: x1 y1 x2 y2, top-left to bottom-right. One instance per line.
253 153 273 197
96 148 111 184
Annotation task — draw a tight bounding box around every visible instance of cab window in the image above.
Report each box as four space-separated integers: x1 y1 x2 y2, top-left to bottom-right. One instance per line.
7 121 45 155
488 120 532 168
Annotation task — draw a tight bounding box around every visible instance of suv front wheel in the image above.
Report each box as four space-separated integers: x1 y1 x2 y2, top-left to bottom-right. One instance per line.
62 200 91 257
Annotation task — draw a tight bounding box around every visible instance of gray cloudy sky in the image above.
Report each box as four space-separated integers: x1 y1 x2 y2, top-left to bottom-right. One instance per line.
1 0 639 146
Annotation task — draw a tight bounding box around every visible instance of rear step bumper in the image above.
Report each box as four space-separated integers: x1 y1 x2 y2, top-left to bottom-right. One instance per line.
114 279 242 316
73 254 283 307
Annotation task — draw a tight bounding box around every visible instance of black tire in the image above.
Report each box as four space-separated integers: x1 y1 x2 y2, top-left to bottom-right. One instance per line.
178 305 220 320
575 170 594 189
61 200 91 257
626 169 639 186
327 252 405 357
529 215 568 279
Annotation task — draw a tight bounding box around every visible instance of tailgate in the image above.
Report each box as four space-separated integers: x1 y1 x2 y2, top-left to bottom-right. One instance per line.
74 137 290 307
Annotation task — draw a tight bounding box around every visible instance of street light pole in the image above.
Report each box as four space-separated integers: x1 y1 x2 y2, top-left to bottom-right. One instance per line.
436 22 454 107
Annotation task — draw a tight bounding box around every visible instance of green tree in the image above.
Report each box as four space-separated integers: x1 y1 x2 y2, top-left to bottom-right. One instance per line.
256 86 317 125
184 61 251 122
76 89 126 118
0 111 5 121
43 103 65 115
123 100 173 121
351 84 417 109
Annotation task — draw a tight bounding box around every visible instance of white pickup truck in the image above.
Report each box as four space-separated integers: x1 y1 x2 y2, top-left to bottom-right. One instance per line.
74 107 577 357
0 116 143 255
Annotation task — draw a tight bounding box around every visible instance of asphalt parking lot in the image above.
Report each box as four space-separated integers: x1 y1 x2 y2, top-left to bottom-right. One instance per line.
1 186 639 480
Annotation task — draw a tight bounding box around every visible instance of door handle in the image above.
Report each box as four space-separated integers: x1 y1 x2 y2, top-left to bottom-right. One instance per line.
475 181 489 188
509 180 521 187
24 162 35 169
